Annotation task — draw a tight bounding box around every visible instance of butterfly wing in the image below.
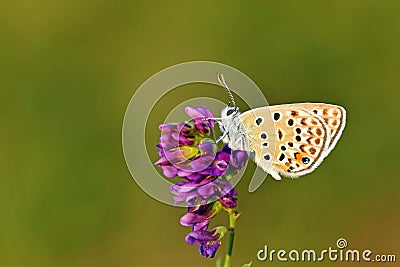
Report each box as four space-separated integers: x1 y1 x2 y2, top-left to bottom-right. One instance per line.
237 107 277 178
239 103 345 179
294 103 346 154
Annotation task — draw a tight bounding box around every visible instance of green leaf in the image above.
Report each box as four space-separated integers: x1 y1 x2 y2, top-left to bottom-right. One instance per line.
242 261 252 267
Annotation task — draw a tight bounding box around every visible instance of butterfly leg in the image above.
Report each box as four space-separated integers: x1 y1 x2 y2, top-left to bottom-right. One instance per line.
216 132 227 143
214 120 227 144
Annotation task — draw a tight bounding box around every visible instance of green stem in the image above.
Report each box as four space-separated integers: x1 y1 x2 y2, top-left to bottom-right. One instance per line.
223 210 237 267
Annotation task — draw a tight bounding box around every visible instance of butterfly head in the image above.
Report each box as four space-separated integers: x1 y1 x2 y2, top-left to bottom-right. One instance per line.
221 106 239 119
217 106 239 143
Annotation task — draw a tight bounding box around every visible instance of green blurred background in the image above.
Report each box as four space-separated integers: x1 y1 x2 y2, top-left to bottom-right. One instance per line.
1 1 399 266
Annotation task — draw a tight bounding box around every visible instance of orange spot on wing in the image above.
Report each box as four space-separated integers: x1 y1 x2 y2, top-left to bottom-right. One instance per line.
294 152 308 165
278 165 287 171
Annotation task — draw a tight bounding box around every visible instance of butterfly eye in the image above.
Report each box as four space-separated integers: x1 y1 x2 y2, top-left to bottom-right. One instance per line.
226 109 235 116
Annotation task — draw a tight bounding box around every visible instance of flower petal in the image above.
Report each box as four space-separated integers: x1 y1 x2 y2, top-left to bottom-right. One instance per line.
194 121 211 136
218 195 237 208
159 123 177 133
192 219 210 231
199 241 220 258
210 161 228 176
180 213 208 227
230 150 249 169
196 106 214 118
185 230 218 243
161 165 178 178
191 155 215 172
215 150 231 162
197 141 216 155
197 183 215 198
185 106 209 120
186 173 204 183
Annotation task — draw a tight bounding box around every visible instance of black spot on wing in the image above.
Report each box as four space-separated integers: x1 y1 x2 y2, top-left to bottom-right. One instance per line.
299 145 306 152
278 129 283 140
302 157 310 164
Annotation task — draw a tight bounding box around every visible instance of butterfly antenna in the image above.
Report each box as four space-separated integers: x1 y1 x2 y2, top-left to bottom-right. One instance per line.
217 73 236 107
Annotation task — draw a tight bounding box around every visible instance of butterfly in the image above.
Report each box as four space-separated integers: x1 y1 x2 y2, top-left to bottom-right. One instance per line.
214 74 346 180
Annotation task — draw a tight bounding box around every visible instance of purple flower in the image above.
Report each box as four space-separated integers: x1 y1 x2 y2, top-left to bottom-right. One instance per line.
156 108 216 179
185 106 215 125
210 145 231 176
185 229 220 244
199 240 220 258
229 150 249 170
185 230 220 258
180 212 211 231
155 106 249 259
169 172 237 207
218 187 238 209
180 202 217 231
